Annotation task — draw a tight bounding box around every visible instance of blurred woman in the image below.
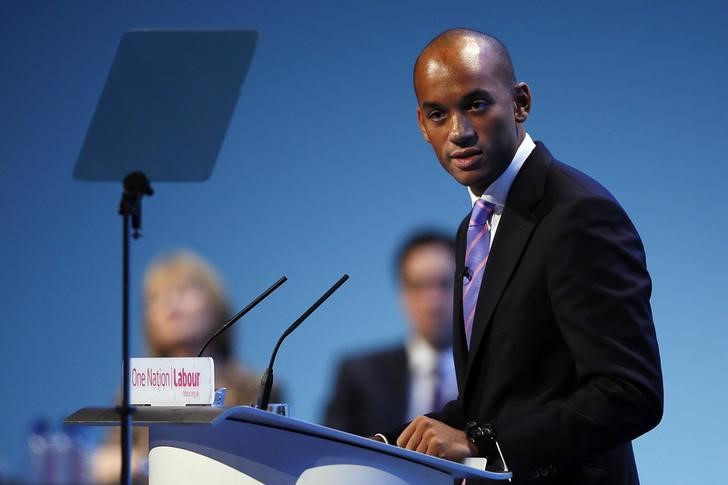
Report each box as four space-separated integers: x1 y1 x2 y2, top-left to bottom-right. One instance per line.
91 250 280 484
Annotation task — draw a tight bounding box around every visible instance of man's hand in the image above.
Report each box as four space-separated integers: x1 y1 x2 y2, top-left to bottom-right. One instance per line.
396 416 478 461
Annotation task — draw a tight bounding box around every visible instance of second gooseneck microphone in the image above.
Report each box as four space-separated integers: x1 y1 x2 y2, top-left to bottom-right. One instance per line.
256 274 349 410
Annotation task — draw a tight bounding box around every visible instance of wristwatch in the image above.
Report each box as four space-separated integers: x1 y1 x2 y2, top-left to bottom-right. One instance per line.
464 421 497 457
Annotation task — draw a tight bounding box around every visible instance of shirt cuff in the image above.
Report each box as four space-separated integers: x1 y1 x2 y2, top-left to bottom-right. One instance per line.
373 433 389 445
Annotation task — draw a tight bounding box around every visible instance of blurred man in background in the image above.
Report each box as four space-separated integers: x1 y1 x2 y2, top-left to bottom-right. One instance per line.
324 231 458 437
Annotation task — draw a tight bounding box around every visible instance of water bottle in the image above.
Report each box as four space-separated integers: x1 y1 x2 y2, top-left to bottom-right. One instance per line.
47 426 70 484
65 425 95 484
26 419 51 484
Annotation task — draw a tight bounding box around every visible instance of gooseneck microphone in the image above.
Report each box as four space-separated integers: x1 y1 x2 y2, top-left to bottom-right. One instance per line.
197 276 288 358
256 274 349 410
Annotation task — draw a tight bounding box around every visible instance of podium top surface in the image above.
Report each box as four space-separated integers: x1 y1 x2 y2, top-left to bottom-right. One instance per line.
73 29 257 182
66 405 512 481
65 405 227 425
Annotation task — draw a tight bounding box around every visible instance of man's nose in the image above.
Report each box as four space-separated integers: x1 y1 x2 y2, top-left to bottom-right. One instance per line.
449 112 476 146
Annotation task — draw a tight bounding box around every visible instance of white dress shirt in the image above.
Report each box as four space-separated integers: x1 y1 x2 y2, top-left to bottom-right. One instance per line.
468 133 536 242
405 335 458 420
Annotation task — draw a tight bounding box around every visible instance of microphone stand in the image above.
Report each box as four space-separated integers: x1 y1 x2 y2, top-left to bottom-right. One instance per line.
117 171 153 485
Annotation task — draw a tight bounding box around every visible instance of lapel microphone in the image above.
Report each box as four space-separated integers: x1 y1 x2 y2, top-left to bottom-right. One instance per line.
462 266 472 281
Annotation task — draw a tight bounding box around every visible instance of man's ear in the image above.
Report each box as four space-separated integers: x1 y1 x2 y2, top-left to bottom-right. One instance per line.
416 106 432 143
513 82 532 123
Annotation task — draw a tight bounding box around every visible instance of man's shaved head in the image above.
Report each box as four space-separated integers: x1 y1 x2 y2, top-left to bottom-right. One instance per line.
414 28 516 95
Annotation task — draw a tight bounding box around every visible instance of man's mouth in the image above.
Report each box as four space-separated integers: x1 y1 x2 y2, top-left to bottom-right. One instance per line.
450 148 483 170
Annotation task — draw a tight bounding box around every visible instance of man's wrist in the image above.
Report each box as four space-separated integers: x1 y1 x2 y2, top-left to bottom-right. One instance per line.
464 421 497 457
464 431 479 456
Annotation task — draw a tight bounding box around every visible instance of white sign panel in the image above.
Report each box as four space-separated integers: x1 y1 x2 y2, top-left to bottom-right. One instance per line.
129 357 215 406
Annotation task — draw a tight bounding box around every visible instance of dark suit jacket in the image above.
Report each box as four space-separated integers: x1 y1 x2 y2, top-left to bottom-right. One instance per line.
325 345 410 437
385 143 663 485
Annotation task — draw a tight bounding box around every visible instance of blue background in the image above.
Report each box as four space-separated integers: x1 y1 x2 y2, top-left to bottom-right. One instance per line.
1 1 726 482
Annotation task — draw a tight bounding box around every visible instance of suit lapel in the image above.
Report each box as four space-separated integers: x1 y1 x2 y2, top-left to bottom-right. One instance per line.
463 143 552 388
452 215 470 391
465 205 536 373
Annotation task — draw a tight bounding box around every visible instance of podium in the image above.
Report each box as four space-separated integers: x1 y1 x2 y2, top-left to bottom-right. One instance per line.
66 406 512 484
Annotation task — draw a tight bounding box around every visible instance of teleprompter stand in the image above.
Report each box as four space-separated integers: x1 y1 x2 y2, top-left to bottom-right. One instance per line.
118 172 153 485
72 29 258 485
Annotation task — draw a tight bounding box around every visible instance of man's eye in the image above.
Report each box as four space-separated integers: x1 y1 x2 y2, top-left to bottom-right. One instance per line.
428 110 445 121
471 100 489 111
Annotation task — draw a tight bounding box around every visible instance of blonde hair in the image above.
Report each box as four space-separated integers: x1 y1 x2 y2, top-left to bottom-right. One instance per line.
143 250 232 359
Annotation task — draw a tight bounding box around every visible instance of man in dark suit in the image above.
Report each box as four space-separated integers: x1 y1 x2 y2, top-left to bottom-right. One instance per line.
325 232 459 437
380 29 664 484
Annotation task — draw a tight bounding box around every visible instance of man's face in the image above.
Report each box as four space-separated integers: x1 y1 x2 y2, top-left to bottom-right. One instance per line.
400 244 455 349
414 39 529 195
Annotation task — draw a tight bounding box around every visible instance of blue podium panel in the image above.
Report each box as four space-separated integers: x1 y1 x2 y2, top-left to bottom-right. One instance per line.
149 406 511 484
66 406 512 483
151 421 450 484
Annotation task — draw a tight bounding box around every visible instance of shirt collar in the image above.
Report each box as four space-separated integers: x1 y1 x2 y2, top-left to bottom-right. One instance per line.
406 334 451 376
468 133 536 208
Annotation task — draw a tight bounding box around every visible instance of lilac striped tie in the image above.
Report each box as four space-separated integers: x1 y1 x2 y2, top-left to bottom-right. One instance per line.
462 199 495 348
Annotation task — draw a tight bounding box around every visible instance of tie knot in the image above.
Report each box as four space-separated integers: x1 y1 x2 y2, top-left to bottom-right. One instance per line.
469 199 495 226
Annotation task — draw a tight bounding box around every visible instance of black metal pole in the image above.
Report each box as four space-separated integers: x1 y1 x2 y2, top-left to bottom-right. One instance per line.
117 172 152 485
120 211 132 485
